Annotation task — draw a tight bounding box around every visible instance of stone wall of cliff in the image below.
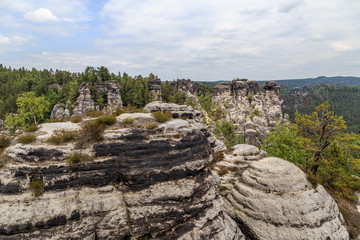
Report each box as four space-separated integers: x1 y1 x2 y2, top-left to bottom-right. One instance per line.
0 110 242 239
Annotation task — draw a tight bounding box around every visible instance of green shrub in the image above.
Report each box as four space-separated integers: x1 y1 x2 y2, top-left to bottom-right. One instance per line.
87 109 103 118
114 107 126 116
47 129 77 145
152 110 172 123
24 124 39 132
18 134 36 144
96 115 117 125
247 94 253 102
144 122 158 129
0 134 11 150
77 121 105 148
122 118 134 125
29 179 45 197
66 152 93 166
71 115 83 123
254 109 260 116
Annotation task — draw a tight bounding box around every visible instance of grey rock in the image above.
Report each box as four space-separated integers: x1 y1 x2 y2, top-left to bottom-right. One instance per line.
212 79 286 145
50 103 70 121
72 82 97 116
0 114 243 240
148 78 162 101
225 157 349 240
144 101 202 121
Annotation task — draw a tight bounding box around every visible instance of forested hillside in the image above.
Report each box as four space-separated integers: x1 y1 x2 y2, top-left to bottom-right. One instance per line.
281 84 360 134
0 65 191 120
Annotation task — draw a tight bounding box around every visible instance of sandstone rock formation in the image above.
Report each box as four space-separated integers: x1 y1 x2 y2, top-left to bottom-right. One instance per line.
144 101 202 121
0 113 244 239
291 86 309 96
51 81 122 118
171 79 202 110
148 78 162 101
221 154 349 240
50 103 71 121
72 82 97 116
212 79 287 145
95 81 123 113
211 144 266 197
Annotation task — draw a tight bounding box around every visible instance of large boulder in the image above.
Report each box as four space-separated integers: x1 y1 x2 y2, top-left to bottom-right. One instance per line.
225 157 349 240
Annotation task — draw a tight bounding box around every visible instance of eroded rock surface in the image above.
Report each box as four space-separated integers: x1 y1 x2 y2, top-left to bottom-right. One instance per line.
50 103 71 121
212 79 287 145
144 101 202 121
0 114 243 240
224 157 349 240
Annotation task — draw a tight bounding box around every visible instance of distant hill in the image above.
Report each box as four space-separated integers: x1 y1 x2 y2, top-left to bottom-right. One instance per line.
259 76 360 87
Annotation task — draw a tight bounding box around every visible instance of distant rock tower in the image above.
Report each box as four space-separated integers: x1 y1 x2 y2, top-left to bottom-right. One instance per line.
212 79 287 145
148 78 162 101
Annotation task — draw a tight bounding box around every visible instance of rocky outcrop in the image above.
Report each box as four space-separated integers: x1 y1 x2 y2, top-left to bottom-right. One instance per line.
95 81 123 113
213 79 287 145
291 86 309 95
50 103 71 121
171 79 199 98
53 81 122 118
72 82 97 116
171 79 202 110
144 101 202 121
222 155 349 240
211 144 266 197
0 114 244 239
148 78 162 101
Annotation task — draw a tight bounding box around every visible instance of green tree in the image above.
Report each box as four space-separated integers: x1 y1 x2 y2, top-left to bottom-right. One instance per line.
5 92 50 131
264 123 308 166
295 101 347 174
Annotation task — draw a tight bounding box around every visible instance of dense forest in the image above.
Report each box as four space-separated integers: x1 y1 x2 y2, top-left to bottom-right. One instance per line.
281 84 360 134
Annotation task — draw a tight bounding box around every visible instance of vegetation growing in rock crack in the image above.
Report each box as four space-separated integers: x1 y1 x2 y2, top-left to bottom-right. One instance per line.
66 152 93 166
29 179 45 197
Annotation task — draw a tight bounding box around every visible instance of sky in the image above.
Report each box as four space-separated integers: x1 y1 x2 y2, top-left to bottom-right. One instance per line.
0 0 359 81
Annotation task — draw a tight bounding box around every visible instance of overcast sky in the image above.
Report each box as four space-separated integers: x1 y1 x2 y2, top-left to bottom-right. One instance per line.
0 0 359 81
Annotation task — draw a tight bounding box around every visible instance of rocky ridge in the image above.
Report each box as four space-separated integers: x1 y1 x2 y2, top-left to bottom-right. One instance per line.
0 110 243 239
212 79 287 145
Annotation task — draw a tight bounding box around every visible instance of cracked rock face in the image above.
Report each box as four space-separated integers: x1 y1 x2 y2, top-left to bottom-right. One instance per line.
0 113 243 240
224 157 349 240
212 79 286 145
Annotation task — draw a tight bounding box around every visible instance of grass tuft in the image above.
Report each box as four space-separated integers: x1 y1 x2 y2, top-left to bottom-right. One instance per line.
18 134 36 144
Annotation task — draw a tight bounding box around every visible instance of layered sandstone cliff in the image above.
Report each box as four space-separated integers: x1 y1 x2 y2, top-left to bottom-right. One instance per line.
212 145 349 240
0 112 243 239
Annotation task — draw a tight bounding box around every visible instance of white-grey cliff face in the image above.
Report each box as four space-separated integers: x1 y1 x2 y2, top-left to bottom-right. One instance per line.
212 79 287 145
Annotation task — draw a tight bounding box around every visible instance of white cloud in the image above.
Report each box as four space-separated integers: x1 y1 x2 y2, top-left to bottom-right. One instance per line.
0 34 11 44
332 42 353 52
24 8 59 23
